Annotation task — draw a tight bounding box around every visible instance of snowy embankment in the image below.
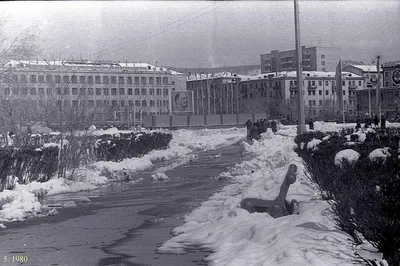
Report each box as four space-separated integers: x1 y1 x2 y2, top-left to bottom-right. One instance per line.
159 127 357 265
0 128 245 225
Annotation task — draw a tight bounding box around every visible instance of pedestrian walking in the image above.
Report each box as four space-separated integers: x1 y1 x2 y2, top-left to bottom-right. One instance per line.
374 114 379 128
251 122 260 140
308 119 314 130
381 115 386 129
245 119 252 141
356 116 361 130
271 120 277 134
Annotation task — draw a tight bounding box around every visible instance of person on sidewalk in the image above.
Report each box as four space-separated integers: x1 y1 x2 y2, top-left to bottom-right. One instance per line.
245 119 252 140
374 114 379 128
308 119 314 130
251 122 260 140
381 115 386 129
356 116 361 130
271 120 277 134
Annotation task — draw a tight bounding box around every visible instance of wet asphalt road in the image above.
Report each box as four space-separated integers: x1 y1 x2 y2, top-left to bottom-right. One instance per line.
0 139 245 266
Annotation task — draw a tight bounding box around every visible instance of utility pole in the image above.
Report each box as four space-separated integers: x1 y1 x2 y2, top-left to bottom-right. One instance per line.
294 0 306 134
376 56 381 119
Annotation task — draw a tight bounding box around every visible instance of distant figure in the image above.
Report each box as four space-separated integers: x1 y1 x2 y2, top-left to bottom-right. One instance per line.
251 122 260 140
271 120 277 134
374 114 379 128
245 119 252 140
381 115 386 129
356 116 361 130
308 119 314 130
364 114 371 128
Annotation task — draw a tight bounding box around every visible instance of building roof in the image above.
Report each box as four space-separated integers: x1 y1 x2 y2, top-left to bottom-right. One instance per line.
187 72 247 81
382 61 400 68
4 60 184 75
349 65 382 72
240 71 361 80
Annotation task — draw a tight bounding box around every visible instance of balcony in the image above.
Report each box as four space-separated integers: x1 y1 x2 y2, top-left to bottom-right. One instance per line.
307 85 317 89
348 84 358 89
290 85 297 89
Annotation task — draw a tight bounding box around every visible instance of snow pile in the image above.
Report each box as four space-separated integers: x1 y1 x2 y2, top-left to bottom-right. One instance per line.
306 138 322 150
159 134 356 265
334 149 361 167
368 147 391 161
151 172 169 181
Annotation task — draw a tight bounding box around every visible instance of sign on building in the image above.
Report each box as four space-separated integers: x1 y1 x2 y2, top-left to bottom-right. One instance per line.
171 91 193 113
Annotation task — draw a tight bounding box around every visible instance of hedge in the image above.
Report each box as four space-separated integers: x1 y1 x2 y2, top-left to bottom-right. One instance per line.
295 128 400 265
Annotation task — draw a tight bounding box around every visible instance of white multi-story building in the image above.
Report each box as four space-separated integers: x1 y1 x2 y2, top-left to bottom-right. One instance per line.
239 71 364 119
0 60 187 127
342 64 383 88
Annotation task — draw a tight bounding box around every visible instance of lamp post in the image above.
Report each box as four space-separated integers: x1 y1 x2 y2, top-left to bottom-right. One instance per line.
294 0 306 134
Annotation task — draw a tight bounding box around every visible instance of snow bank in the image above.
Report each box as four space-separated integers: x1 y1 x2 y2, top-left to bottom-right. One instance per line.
306 138 322 150
334 149 360 167
151 173 169 181
159 133 356 265
369 148 391 161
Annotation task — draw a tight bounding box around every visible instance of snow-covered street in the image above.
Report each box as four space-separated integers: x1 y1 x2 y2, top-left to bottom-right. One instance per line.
0 125 367 265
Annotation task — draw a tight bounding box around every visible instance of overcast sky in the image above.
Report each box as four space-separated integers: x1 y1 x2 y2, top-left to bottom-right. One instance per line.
2 1 399 68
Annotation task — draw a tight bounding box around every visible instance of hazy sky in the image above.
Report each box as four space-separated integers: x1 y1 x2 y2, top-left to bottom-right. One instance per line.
2 1 400 68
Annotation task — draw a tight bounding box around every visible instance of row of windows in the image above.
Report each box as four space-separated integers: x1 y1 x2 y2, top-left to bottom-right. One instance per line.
8 74 172 85
243 79 363 90
11 99 170 108
308 99 354 106
4 87 170 96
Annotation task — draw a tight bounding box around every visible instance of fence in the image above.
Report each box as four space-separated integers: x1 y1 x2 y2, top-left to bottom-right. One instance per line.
142 113 268 128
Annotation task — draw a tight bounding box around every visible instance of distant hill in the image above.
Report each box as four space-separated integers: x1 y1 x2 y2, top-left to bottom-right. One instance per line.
168 64 261 76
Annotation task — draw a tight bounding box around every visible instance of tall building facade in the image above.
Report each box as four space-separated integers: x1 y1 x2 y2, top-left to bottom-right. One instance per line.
260 46 340 74
239 71 363 119
0 60 187 128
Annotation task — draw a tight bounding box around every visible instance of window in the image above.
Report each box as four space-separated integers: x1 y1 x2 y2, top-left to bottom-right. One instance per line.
135 100 140 106
343 90 346 95
359 81 362 86
64 88 70 95
319 90 322 95
141 77 146 84
321 54 325 59
95 76 101 84
128 88 133 95
344 100 347 105
96 88 101 95
46 88 52 95
38 75 44 83
88 88 94 95
135 88 140 95
103 76 109 84
103 100 110 106
385 71 389 77
111 100 117 107
80 88 86 95
119 76 124 84
342 81 345 86
71 76 77 84
163 77 168 84
55 75 61 83
56 88 61 95
149 77 154 84
319 100 323 105
309 100 313 106
79 76 85 84
321 61 325 65
318 81 322 86
325 81 328 86
63 76 69 83
20 75 27 82
385 82 389 86
127 77 133 84
308 90 312 96
326 90 329 95
312 90 316 95
135 77 140 84
142 100 147 107
72 88 78 95
30 75 37 83
128 100 133 107
156 77 161 85
141 88 146 95
149 88 154 95
313 100 316 106
119 88 125 95
163 88 168 96
46 75 53 83
120 100 125 107
171 81 175 85
312 80 315 86
111 76 117 84
103 88 109 95
156 88 161 95
87 76 93 84
150 100 155 107
308 81 311 86
38 88 44 95
111 88 117 96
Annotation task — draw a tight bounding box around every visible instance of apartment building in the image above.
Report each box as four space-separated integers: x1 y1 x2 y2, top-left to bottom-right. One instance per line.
356 61 400 118
239 71 363 119
0 60 187 127
260 46 340 74
342 64 383 88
